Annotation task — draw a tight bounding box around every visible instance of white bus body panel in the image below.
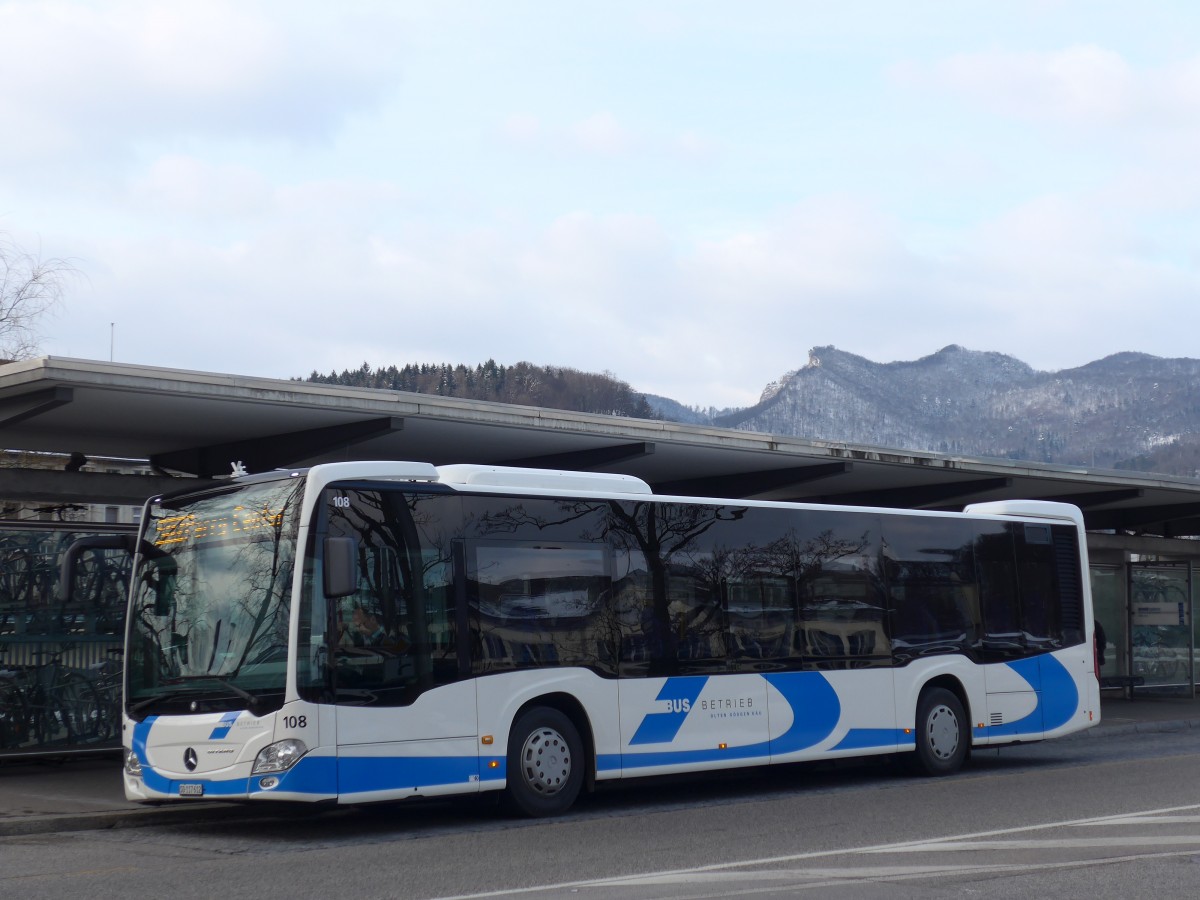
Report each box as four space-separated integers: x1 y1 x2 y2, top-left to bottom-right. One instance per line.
126 642 1098 803
124 701 333 802
333 679 480 803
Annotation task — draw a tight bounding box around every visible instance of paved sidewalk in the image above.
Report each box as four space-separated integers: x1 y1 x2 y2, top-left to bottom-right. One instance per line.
2 695 1198 836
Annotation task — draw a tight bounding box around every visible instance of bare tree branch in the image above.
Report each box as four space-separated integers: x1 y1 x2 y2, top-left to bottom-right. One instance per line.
0 233 76 360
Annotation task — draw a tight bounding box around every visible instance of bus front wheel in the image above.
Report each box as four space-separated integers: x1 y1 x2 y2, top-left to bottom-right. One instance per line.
909 687 968 776
506 707 584 817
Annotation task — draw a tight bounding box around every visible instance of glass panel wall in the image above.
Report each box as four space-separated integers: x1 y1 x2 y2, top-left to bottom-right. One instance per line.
1090 566 1126 683
1130 563 1192 694
1194 565 1200 688
0 524 133 756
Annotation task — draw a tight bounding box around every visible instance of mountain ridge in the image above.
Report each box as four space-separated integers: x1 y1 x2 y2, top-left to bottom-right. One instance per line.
303 347 1200 479
703 345 1200 476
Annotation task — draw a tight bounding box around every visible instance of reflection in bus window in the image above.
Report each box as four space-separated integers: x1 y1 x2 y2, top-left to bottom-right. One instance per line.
882 517 980 660
469 542 610 672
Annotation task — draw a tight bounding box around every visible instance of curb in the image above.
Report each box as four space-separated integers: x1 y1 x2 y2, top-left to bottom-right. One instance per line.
1054 718 1200 741
0 802 242 838
4 718 1199 837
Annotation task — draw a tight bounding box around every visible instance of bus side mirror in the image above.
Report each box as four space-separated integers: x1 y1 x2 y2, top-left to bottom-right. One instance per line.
324 537 358 598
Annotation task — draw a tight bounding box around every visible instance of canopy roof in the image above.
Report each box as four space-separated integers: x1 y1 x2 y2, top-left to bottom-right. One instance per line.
3 357 1199 536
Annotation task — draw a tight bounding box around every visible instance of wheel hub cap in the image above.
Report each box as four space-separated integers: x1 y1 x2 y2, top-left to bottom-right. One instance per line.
520 726 571 796
927 704 959 759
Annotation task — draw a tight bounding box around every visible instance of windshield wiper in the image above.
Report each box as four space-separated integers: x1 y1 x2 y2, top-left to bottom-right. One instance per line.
207 675 261 712
129 677 261 716
129 690 197 716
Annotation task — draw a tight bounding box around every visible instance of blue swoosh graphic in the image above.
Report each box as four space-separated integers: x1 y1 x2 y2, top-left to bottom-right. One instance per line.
603 671 842 771
1038 654 1081 731
629 677 709 745
984 654 1079 738
831 728 909 751
762 672 842 756
208 711 241 740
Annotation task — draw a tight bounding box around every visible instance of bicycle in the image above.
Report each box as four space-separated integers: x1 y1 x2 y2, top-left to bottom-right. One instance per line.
0 531 131 637
0 670 29 749
0 646 105 748
83 647 123 741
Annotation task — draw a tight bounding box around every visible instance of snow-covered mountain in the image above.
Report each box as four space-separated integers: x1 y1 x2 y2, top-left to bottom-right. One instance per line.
655 346 1200 476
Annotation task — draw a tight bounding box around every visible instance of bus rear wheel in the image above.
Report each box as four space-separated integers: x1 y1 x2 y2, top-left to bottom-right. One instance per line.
506 707 584 817
909 687 968 776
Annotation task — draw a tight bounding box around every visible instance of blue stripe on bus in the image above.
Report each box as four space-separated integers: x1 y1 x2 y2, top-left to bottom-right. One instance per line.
141 765 250 797
763 671 841 755
1037 654 1080 731
208 711 241 740
337 755 482 795
629 677 709 745
605 670 844 771
984 654 1079 738
265 755 337 794
602 742 769 771
128 650 1081 797
131 716 155 766
830 728 907 751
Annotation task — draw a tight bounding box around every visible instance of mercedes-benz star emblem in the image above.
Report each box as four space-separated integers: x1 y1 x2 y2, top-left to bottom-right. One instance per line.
184 747 198 772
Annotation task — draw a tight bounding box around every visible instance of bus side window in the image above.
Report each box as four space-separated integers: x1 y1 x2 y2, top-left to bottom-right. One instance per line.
977 525 1024 660
1014 523 1080 650
882 517 981 660
726 575 793 663
468 541 610 674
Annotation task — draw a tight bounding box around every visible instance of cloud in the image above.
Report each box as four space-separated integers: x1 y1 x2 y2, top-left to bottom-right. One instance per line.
570 112 633 155
501 114 543 144
129 156 273 220
43 174 1200 411
0 0 403 166
894 44 1200 134
22 9 1200 411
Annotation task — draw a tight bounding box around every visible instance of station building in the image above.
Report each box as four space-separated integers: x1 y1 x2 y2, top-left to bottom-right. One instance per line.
2 356 1197 756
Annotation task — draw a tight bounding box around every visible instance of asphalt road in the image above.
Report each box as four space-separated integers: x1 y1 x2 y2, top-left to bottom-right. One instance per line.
3 729 1200 900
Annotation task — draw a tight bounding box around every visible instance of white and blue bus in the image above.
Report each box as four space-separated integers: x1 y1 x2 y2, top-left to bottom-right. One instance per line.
107 461 1100 815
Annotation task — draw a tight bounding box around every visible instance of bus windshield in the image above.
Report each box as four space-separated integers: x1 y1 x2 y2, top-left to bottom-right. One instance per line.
126 477 304 715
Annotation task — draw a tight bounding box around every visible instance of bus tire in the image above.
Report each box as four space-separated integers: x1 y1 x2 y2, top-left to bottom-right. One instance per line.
506 707 583 817
909 687 968 776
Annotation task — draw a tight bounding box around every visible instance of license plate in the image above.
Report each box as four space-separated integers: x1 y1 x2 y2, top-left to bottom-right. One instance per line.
178 783 205 797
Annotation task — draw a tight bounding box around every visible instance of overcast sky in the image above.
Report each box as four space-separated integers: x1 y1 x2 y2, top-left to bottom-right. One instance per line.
3 1 1199 408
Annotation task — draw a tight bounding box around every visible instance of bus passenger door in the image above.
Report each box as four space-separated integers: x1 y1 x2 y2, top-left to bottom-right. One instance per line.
333 674 479 802
331 574 480 801
323 487 480 801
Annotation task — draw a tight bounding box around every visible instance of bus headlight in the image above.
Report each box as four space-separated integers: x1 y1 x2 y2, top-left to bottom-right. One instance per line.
124 750 143 778
252 738 309 774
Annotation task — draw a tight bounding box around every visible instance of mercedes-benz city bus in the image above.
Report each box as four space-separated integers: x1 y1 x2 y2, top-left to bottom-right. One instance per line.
95 461 1100 816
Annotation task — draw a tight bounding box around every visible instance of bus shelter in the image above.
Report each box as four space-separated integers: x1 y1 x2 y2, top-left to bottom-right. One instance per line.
1089 534 1199 698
